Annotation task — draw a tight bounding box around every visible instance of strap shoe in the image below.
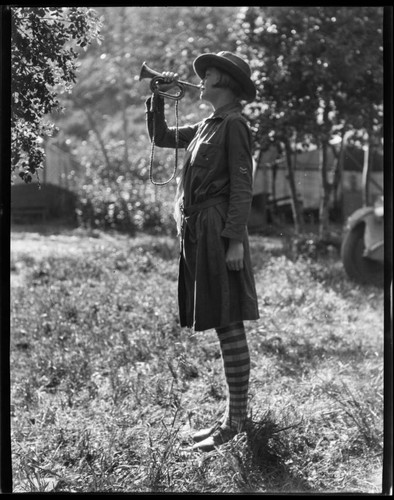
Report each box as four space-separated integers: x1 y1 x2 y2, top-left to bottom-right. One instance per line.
191 425 237 452
192 421 222 443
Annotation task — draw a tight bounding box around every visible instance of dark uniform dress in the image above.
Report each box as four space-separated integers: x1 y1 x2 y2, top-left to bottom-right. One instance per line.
146 96 259 331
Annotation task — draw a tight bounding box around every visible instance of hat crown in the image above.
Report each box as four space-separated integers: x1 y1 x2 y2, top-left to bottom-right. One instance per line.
216 51 251 78
193 50 256 101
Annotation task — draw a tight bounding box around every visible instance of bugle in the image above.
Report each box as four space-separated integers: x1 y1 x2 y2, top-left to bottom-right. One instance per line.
139 61 202 100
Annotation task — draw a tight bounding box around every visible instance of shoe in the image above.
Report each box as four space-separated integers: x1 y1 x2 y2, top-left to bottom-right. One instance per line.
191 426 237 452
192 421 221 443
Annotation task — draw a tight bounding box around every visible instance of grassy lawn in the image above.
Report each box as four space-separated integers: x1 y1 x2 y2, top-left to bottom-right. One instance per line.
10 226 384 493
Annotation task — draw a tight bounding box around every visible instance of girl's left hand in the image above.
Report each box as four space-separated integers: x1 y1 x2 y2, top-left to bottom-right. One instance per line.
226 239 244 271
157 71 179 91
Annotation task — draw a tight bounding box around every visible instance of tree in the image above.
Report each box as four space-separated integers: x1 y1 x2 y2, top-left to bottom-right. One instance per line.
237 6 383 238
11 6 102 183
56 6 240 177
48 7 242 233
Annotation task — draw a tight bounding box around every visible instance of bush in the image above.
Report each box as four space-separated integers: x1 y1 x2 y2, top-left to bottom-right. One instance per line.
68 133 179 235
283 232 342 261
75 180 176 236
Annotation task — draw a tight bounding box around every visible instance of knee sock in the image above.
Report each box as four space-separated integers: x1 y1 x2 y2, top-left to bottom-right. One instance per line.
215 322 250 432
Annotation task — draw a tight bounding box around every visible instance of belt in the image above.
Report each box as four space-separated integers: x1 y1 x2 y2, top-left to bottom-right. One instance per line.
182 196 228 217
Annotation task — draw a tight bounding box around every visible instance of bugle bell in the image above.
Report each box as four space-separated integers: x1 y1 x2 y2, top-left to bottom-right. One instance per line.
139 61 202 100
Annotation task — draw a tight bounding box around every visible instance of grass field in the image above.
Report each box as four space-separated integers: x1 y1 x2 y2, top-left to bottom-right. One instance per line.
10 225 384 493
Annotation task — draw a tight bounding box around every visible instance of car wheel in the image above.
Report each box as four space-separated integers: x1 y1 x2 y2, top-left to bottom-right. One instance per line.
341 223 384 287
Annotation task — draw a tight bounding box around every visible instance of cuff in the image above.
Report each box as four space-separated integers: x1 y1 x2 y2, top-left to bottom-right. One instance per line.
145 95 164 114
221 225 246 242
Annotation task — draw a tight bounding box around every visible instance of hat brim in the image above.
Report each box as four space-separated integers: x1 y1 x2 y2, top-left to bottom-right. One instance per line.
193 53 256 102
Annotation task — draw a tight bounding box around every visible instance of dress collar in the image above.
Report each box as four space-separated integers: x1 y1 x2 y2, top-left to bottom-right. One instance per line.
206 101 243 121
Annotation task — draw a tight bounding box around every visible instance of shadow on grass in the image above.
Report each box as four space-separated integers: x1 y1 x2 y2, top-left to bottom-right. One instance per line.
256 336 370 378
240 411 316 493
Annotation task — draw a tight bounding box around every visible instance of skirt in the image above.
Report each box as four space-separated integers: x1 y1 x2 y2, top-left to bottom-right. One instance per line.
178 202 260 331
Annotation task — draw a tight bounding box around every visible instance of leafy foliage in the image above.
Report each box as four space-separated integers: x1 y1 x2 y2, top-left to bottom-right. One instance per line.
236 7 383 236
11 7 384 235
238 6 383 149
53 7 239 233
11 7 102 183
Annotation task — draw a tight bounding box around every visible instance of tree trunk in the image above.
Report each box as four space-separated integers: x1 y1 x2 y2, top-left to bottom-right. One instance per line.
119 8 130 170
255 147 269 227
284 138 303 234
330 130 346 223
361 129 374 208
319 141 331 240
74 94 112 172
83 107 113 172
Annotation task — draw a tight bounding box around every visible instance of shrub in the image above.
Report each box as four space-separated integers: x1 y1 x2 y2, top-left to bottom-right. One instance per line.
75 179 176 235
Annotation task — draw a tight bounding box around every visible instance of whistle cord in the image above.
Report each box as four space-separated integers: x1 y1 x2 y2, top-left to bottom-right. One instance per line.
149 95 179 186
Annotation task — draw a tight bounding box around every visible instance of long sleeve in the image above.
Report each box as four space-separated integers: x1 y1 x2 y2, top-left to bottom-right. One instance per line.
221 117 254 242
145 96 198 149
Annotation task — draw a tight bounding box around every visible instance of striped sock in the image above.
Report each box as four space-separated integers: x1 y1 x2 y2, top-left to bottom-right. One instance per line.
215 322 250 432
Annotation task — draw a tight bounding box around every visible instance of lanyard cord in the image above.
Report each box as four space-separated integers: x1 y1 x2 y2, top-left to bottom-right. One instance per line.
149 96 179 186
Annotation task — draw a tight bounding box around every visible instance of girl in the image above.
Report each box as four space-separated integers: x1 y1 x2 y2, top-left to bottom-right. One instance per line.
145 51 259 451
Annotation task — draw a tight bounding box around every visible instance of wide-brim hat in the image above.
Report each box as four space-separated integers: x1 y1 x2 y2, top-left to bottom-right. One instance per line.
193 51 256 102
